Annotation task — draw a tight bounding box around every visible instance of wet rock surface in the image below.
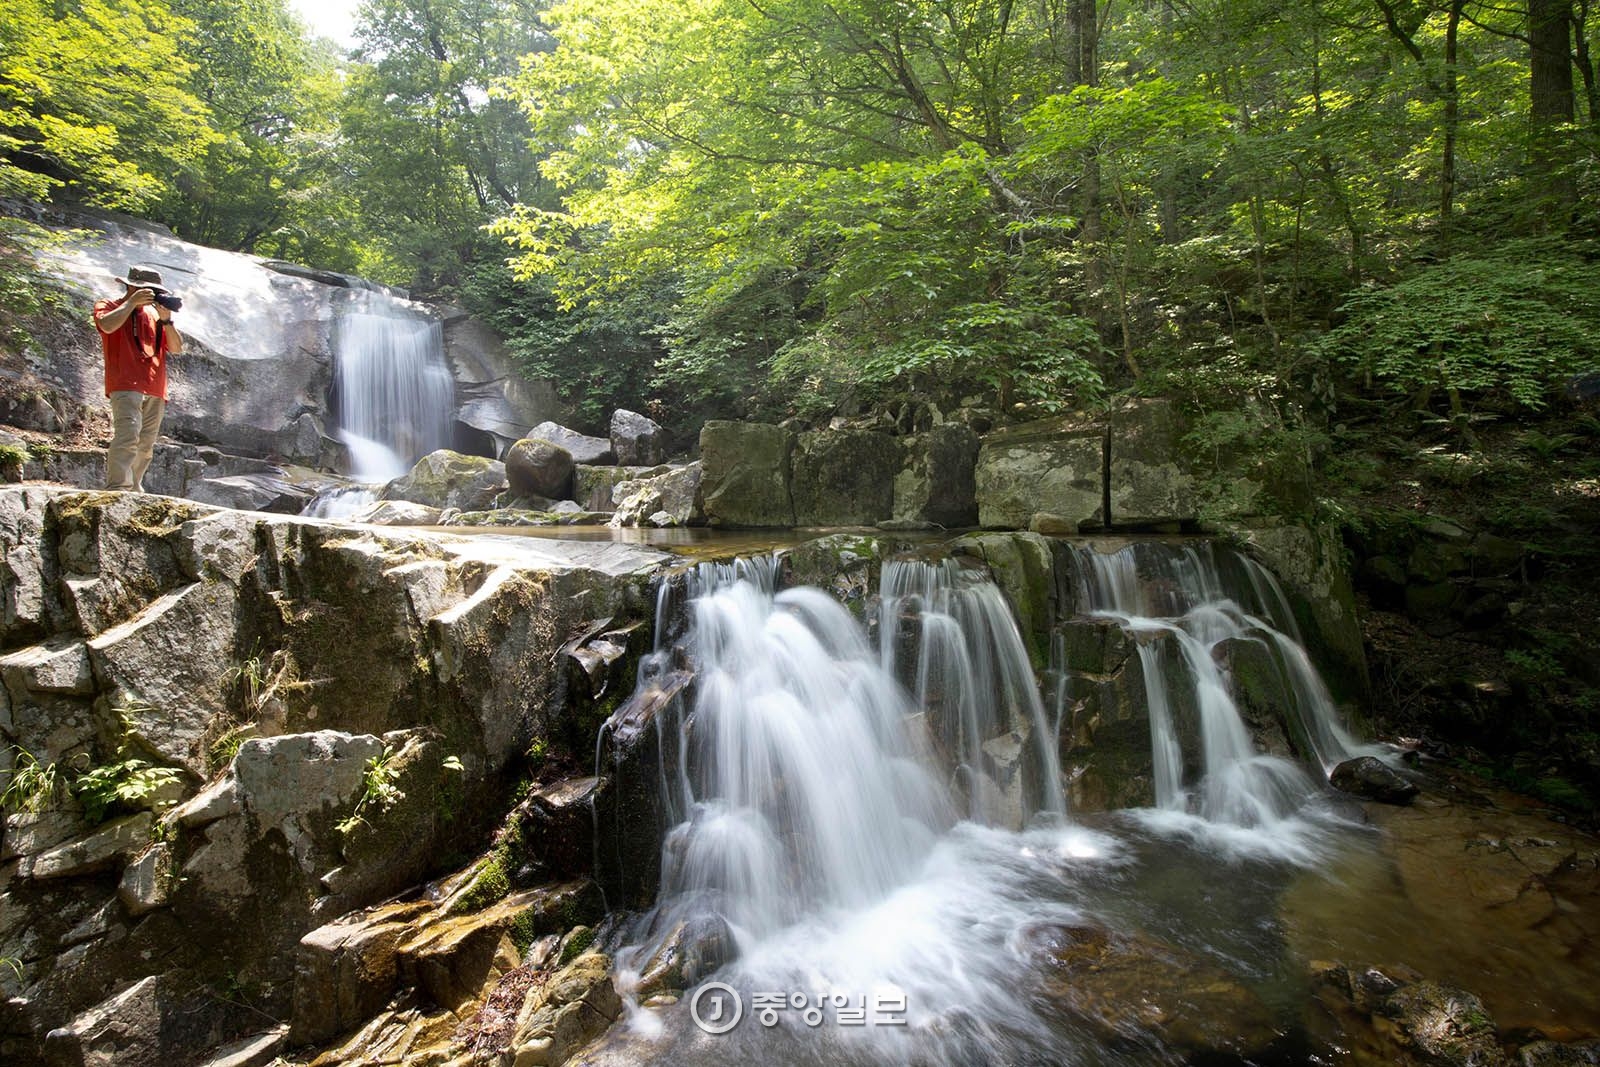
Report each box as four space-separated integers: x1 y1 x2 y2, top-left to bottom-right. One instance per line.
1332 753 1421 803
1310 962 1510 1067
1033 920 1281 1057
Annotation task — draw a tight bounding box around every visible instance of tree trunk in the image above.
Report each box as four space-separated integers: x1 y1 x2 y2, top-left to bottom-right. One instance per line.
1575 0 1599 132
1072 1 1121 375
1440 0 1464 249
1528 0 1577 215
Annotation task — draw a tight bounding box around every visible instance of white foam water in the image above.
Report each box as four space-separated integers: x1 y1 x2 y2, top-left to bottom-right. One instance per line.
1063 542 1382 827
599 546 1369 1065
301 485 379 520
332 309 453 481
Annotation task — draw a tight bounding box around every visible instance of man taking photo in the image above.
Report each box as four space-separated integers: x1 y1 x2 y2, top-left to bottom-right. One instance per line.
93 265 184 492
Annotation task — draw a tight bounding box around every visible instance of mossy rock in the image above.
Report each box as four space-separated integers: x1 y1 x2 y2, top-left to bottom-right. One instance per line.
777 534 890 616
699 421 795 528
791 429 899 526
382 450 507 511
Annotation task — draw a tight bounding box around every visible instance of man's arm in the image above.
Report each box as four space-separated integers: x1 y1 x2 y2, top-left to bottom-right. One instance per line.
158 310 185 355
95 288 154 334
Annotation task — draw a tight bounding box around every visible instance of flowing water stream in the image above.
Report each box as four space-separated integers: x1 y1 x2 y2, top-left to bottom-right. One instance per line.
589 543 1393 1065
305 303 456 517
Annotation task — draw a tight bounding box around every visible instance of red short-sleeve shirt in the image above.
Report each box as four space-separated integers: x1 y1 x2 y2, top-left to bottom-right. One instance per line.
94 297 169 400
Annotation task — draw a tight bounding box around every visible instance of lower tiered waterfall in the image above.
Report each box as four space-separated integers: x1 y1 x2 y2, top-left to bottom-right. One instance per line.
599 542 1380 1065
1058 542 1379 832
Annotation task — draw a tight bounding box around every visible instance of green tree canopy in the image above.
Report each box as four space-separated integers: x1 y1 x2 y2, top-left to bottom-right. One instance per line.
0 0 214 209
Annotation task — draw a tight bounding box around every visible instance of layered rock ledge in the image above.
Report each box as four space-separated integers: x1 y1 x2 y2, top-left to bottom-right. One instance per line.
0 487 669 1063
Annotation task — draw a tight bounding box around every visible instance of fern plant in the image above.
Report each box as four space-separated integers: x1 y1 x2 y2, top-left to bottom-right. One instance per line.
70 760 183 825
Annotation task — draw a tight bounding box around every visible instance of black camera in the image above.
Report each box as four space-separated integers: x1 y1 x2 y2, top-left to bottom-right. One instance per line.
154 292 183 313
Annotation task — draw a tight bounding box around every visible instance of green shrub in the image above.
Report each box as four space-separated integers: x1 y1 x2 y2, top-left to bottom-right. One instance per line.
1318 239 1600 411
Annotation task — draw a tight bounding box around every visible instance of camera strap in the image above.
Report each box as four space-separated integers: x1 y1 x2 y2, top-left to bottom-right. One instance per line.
125 304 161 359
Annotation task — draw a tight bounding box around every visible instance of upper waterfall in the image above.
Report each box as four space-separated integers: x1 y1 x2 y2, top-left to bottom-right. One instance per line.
331 306 455 481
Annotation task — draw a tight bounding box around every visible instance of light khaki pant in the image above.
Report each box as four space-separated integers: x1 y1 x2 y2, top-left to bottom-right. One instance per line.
105 391 166 492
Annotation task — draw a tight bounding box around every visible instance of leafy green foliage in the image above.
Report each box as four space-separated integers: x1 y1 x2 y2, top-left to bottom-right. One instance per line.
336 746 405 835
1318 240 1600 411
159 0 340 252
0 0 215 208
70 759 182 824
3 745 181 825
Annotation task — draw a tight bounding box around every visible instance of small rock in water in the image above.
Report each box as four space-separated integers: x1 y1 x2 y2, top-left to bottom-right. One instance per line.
1330 756 1420 804
1519 1037 1600 1066
633 914 736 998
1379 981 1507 1066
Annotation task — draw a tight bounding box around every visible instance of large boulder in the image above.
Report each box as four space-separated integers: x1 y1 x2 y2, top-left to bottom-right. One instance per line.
526 421 615 465
291 899 430 1046
610 409 665 466
505 437 576 500
699 421 796 528
573 464 669 512
381 450 506 511
975 416 1104 530
609 463 703 528
1109 398 1199 527
0 487 53 645
791 429 899 526
893 423 979 527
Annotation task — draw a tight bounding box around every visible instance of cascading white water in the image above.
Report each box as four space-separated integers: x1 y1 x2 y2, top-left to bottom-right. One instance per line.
612 558 1105 1063
637 558 954 944
331 309 454 482
599 545 1375 1065
879 559 1066 823
1062 542 1379 830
